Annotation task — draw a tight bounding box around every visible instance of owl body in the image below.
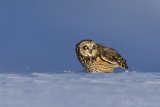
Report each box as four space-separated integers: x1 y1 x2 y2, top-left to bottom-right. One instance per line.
76 40 128 73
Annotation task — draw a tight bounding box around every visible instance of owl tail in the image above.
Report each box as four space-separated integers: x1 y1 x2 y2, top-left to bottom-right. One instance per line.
122 61 128 70
119 59 128 70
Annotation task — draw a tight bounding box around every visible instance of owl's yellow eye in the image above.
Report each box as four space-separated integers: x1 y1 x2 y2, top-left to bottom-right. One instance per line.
83 46 88 50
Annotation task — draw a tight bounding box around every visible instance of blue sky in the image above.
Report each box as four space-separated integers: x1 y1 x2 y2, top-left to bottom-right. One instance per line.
0 0 160 73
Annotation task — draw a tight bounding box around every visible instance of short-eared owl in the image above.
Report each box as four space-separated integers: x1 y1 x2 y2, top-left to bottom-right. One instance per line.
76 40 128 73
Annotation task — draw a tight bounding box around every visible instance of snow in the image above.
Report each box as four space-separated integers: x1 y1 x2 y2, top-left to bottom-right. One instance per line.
0 71 160 107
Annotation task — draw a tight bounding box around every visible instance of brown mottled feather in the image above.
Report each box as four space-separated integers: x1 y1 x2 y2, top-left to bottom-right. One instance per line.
100 46 128 69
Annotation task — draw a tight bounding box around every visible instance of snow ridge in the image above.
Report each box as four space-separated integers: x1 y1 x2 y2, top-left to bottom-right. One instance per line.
0 71 160 107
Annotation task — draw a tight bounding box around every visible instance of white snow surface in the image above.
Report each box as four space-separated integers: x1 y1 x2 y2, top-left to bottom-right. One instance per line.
0 71 160 107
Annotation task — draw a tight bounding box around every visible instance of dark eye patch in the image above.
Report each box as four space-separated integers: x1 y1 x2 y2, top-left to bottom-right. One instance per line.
83 46 88 50
93 46 96 49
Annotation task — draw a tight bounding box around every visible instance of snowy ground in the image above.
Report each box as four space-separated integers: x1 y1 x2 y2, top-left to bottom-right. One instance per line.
0 71 160 107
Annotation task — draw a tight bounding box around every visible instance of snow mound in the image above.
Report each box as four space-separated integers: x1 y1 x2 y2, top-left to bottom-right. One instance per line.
0 71 160 107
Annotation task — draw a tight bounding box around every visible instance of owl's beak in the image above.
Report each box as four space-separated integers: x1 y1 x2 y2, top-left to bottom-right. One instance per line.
89 50 92 54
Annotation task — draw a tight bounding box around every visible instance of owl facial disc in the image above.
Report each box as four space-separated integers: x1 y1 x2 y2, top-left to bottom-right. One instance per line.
79 40 98 58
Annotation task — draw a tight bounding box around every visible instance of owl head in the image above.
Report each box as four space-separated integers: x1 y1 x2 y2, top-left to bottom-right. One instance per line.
76 40 99 58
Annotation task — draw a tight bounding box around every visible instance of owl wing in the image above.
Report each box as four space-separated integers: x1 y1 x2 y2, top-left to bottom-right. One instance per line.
100 47 128 69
